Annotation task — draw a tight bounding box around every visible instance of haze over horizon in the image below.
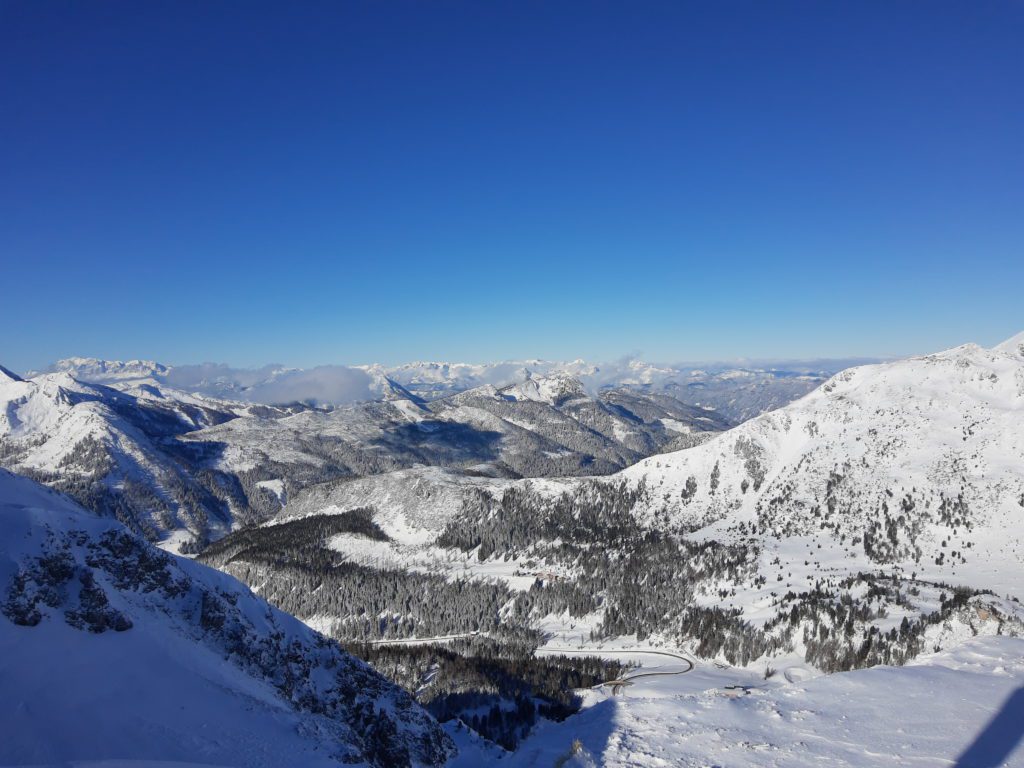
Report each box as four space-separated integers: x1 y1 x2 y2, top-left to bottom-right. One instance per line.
7 334 1021 382
2 1 1021 371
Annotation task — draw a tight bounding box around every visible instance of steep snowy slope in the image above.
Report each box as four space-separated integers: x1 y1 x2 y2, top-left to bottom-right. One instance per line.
619 334 1024 596
0 469 453 767
0 371 253 544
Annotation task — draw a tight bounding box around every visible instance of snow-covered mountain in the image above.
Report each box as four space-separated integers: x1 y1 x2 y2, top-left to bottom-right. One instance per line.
44 356 171 385
240 333 1024 678
617 333 1024 596
275 333 1024 595
19 335 1022 670
362 358 856 422
359 360 599 400
1 362 730 550
0 370 262 543
41 354 860 421
190 371 731 496
29 334 1020 761
0 468 452 767
40 357 373 407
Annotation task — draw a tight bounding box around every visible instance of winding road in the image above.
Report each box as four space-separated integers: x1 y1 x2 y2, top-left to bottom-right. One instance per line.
536 646 696 695
364 635 697 695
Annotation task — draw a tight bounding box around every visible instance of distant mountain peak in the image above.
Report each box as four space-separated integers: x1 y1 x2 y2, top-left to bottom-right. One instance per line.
0 364 23 383
994 330 1024 359
378 375 426 404
498 371 585 405
48 357 170 380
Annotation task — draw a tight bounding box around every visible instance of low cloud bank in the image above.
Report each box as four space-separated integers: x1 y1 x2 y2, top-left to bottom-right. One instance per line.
166 363 374 406
242 366 374 406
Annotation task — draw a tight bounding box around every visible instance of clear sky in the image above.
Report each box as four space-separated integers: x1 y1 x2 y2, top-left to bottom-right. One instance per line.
1 1 1021 373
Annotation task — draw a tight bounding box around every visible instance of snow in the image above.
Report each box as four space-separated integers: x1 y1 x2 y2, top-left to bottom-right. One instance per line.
278 466 517 546
0 614 345 767
498 372 585 405
0 473 334 766
994 330 1024 360
392 397 429 421
659 418 693 434
325 532 552 592
0 469 451 768
619 336 1024 600
255 478 286 504
499 636 1024 767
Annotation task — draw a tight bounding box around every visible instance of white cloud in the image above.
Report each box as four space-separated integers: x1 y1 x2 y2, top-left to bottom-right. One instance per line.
243 366 373 406
165 363 373 406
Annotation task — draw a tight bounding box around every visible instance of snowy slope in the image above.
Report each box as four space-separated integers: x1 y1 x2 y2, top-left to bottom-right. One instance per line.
619 334 1024 597
499 636 1024 767
276 466 519 545
0 371 246 542
0 469 453 767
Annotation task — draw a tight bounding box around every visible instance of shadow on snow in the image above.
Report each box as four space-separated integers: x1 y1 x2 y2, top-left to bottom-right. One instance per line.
954 686 1024 768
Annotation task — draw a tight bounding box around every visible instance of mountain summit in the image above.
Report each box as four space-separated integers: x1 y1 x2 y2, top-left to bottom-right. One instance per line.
620 332 1024 595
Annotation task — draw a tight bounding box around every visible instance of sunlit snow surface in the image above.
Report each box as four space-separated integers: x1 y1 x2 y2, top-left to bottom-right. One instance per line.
445 637 1024 767
0 469 450 768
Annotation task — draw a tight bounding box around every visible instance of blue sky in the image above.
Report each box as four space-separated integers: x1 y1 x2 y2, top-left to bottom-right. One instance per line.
1 1 1021 373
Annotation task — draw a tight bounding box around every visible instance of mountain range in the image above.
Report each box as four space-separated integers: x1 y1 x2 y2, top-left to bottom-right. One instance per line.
3 336 1024 764
231 332 1024 671
39 353 865 421
2 361 739 549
